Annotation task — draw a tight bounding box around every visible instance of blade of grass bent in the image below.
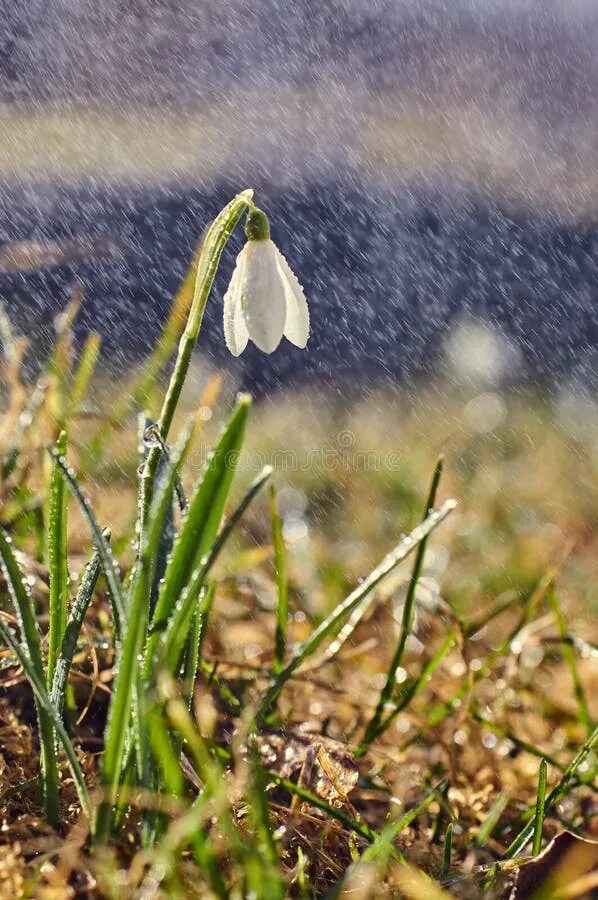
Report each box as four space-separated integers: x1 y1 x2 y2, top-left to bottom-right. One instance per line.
258 499 457 722
0 528 59 824
51 539 107 711
55 453 126 641
0 616 89 819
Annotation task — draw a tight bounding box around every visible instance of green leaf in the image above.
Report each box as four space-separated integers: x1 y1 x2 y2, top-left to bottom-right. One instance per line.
47 431 69 688
145 395 251 674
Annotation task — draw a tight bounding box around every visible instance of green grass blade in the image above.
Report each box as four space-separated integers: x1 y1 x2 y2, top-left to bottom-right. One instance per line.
269 484 288 675
532 758 547 856
157 464 271 678
360 780 447 866
47 431 69 688
549 590 593 735
66 332 101 417
54 453 126 640
267 772 379 844
0 527 60 825
145 396 251 670
139 418 197 618
51 537 107 711
246 743 285 900
361 630 458 752
182 581 215 707
143 423 189 513
474 792 509 847
361 456 443 749
258 499 457 722
0 616 90 820
442 822 453 875
503 723 598 859
147 704 186 799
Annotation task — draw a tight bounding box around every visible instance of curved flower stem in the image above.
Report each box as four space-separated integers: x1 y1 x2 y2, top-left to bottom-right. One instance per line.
137 189 254 540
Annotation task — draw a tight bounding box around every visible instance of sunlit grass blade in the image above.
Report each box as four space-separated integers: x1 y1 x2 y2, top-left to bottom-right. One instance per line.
145 787 227 898
162 688 247 875
54 453 126 640
442 822 453 876
147 704 186 799
548 589 593 735
258 499 456 722
393 865 454 900
0 528 59 824
66 332 102 418
145 395 251 671
51 537 107 711
474 792 509 847
158 464 272 678
503 723 598 859
415 549 572 740
360 781 447 867
246 742 285 900
46 430 69 688
46 287 83 429
361 456 444 750
361 631 458 753
0 616 90 820
269 484 288 675
268 772 379 843
532 758 547 856
182 581 215 708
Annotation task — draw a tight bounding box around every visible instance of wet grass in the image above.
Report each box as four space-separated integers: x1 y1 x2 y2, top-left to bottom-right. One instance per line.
0 193 597 898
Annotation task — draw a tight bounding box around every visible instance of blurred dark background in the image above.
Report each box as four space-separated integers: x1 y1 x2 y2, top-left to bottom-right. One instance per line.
1 0 597 391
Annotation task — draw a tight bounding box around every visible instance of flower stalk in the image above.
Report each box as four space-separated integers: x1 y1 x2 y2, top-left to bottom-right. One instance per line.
138 189 254 535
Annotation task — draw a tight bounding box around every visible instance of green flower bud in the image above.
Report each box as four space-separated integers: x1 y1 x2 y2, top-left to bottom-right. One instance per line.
244 207 271 241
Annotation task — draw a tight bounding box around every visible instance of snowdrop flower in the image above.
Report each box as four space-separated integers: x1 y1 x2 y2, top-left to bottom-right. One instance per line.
223 207 310 355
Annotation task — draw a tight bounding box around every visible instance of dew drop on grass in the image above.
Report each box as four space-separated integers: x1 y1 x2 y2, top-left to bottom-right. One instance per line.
394 666 407 684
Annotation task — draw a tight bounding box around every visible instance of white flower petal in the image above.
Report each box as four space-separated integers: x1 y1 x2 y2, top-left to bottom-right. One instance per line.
242 240 286 353
223 246 249 356
275 247 310 349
